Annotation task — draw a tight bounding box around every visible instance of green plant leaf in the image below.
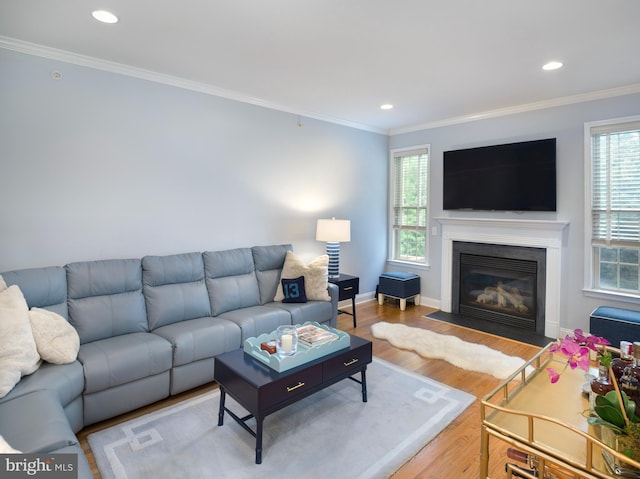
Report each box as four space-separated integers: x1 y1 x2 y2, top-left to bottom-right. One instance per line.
595 404 627 428
596 394 615 408
600 351 613 367
588 416 627 434
605 389 634 407
604 390 627 407
601 390 637 423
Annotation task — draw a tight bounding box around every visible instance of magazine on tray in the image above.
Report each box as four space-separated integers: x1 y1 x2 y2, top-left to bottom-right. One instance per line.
296 324 339 348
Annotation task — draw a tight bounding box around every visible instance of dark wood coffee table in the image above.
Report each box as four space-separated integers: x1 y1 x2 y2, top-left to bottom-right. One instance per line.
214 333 372 464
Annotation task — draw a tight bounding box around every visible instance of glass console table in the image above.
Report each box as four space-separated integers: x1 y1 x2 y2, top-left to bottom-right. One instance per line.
480 343 640 478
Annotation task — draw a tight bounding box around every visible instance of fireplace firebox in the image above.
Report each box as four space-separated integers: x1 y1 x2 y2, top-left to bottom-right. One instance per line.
452 242 546 336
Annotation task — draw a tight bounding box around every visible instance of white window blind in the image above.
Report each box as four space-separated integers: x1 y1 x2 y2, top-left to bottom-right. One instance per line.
390 147 429 263
591 120 640 247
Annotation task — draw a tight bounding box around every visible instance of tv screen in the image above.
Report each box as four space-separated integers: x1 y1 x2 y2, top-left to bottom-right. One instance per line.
443 138 557 211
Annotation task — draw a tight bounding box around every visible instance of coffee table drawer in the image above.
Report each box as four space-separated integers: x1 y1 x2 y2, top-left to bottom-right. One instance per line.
259 363 323 409
323 347 371 381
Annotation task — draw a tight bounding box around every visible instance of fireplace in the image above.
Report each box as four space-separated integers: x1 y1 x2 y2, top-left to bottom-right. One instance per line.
452 242 546 335
436 218 568 338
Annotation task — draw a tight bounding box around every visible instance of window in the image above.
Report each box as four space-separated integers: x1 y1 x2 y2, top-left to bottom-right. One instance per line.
587 117 640 297
389 145 429 265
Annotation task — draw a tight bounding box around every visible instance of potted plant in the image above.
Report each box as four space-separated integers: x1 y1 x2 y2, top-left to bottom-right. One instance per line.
547 330 640 475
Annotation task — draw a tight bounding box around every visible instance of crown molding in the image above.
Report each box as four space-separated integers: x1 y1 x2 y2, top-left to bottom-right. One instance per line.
4 35 639 138
389 83 640 136
0 36 387 135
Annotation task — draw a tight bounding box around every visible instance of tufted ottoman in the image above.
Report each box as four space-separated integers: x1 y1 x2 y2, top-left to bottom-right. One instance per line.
378 272 420 311
590 306 640 347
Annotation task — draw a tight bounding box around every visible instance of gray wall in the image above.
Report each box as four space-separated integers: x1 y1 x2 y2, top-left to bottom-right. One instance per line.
390 92 640 333
5 46 638 331
0 49 388 295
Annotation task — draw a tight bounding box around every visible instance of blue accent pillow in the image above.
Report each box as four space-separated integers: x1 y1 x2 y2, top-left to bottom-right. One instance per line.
281 276 307 303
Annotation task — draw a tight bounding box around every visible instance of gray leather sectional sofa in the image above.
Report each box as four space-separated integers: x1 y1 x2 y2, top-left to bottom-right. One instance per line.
0 244 338 478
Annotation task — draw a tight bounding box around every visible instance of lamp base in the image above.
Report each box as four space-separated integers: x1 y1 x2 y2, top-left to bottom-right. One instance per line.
325 242 340 279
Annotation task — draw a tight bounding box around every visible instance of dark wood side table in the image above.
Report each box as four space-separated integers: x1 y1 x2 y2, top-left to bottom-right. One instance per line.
214 334 372 464
330 274 359 327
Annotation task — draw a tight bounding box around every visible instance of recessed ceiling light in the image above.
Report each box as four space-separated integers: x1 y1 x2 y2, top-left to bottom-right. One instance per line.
542 61 563 71
380 104 394 110
92 10 119 24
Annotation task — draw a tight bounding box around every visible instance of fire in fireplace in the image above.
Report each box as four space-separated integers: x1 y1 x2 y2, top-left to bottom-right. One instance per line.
452 242 546 335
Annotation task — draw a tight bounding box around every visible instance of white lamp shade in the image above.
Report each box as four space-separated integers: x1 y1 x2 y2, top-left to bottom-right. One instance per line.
316 219 351 242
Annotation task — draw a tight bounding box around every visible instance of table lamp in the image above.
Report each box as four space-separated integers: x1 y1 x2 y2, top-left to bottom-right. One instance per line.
316 218 351 279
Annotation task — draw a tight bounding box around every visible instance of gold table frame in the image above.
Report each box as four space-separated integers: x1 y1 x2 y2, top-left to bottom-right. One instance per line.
480 343 640 478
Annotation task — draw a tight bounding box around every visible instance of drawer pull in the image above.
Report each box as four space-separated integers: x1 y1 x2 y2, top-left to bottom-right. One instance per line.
343 358 359 366
286 381 305 392
344 286 353 291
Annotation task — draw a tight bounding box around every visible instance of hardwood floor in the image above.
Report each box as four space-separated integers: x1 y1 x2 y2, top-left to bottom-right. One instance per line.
77 300 542 478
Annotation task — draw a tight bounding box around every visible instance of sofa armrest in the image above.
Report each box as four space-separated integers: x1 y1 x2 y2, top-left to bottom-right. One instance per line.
327 283 339 329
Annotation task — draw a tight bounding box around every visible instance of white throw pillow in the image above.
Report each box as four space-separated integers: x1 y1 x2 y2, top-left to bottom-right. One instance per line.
28 308 80 365
274 252 331 302
0 286 41 398
0 274 7 292
0 434 21 453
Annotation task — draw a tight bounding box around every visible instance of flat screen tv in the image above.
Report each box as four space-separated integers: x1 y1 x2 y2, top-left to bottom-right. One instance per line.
443 138 557 211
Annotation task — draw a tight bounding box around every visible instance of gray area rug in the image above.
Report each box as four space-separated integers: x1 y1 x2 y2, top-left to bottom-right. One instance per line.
88 358 474 479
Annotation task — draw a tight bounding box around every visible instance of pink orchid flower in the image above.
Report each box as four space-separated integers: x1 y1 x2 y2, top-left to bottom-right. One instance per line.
559 338 590 370
548 328 610 384
547 367 560 384
572 329 588 343
574 328 610 351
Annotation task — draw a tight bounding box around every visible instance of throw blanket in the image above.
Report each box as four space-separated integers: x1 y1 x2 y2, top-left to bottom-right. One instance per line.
371 321 531 379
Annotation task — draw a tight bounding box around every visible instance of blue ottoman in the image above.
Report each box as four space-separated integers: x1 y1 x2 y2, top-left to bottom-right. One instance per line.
378 272 420 311
590 306 640 347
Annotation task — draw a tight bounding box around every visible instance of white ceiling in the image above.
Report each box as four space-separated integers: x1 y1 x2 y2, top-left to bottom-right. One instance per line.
1 0 639 134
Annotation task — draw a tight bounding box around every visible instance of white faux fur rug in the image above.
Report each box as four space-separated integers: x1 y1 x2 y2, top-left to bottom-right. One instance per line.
371 322 530 379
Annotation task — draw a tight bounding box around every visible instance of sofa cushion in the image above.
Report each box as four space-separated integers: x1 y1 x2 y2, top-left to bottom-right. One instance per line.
266 300 333 325
143 252 211 330
218 305 291 341
0 361 84 410
204 248 261 316
152 317 241 367
66 259 148 343
79 332 172 394
274 251 331 302
28 307 80 364
252 244 293 304
0 285 41 398
0 390 77 453
1 266 68 318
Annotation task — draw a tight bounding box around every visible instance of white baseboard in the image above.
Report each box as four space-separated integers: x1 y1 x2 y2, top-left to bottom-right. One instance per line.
348 293 440 310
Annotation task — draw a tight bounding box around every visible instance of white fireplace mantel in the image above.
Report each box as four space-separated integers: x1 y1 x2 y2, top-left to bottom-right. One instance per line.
435 217 569 338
